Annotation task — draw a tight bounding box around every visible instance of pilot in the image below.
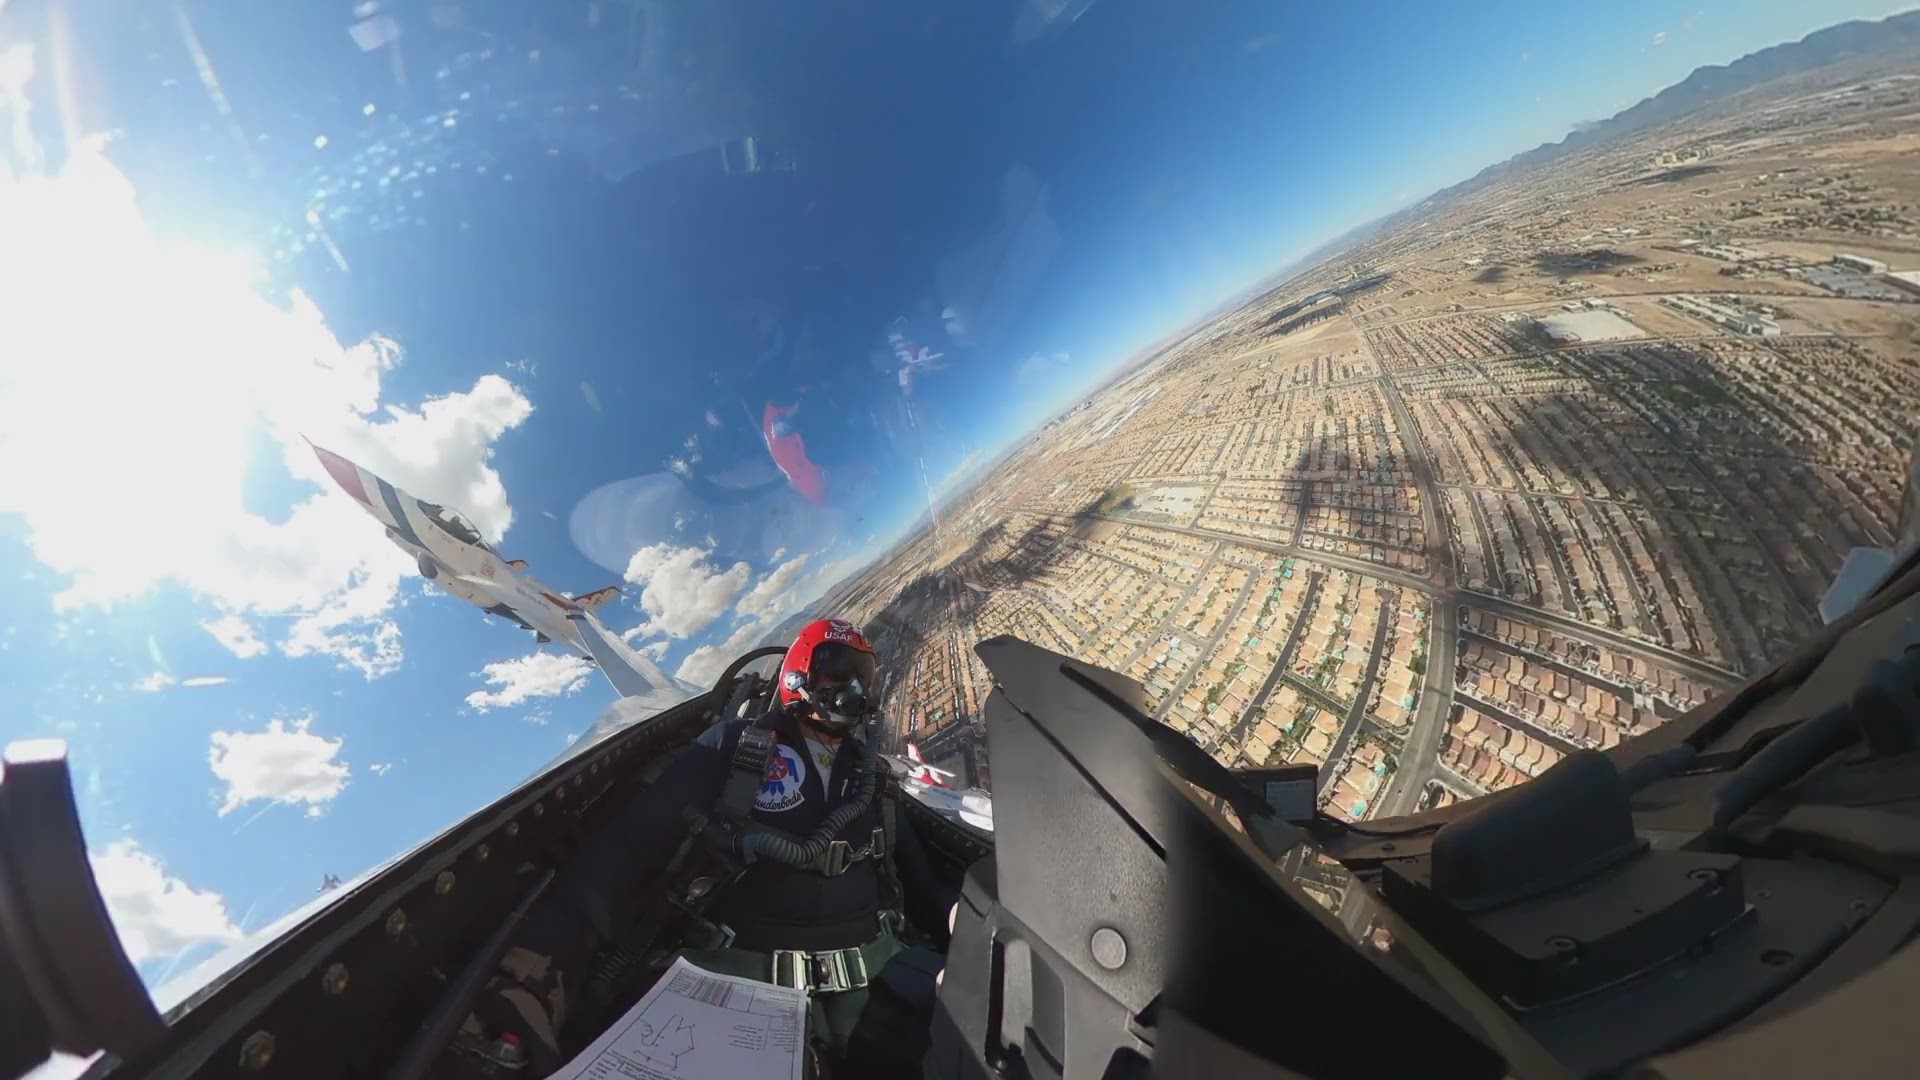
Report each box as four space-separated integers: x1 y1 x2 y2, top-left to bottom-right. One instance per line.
452 618 956 1078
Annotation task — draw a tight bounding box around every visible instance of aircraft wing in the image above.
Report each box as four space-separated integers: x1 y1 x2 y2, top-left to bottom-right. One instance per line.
568 610 698 699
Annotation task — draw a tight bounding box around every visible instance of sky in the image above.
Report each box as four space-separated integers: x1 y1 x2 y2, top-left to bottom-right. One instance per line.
0 0 1907 989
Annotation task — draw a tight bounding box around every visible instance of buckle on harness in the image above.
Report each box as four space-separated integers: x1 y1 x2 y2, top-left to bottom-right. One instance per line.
772 947 869 994
820 840 853 876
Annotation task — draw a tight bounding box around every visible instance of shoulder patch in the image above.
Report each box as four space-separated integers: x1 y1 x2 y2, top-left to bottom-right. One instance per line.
755 742 808 812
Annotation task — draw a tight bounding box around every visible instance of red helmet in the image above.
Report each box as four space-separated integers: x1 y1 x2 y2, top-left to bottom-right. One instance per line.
779 618 879 732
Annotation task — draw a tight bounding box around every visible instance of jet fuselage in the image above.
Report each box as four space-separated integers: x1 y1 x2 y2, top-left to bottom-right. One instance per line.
309 442 606 658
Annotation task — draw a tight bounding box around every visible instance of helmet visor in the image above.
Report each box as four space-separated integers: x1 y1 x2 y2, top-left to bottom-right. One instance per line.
811 642 877 688
809 642 877 725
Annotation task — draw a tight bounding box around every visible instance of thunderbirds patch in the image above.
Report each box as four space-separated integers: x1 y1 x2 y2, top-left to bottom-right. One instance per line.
756 743 808 812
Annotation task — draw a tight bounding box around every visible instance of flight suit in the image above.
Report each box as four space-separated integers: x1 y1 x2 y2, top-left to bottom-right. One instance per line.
474 702 954 1076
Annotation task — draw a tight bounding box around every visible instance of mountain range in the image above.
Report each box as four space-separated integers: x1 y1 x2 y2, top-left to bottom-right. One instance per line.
1441 9 1920 200
1285 9 1920 276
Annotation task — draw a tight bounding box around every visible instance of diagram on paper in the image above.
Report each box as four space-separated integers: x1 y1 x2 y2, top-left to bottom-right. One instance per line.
629 1013 696 1069
548 956 807 1080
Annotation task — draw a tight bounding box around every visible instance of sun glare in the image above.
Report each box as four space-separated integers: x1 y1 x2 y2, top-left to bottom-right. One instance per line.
0 143 397 607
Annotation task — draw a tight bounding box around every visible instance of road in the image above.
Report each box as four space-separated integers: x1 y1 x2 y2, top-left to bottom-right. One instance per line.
1435 762 1489 799
1319 609 1394 786
1454 689 1582 756
1223 570 1326 746
1519 493 1580 615
1373 376 1462 820
1374 597 1458 818
1118 542 1223 672
1458 590 1738 684
1067 508 1740 686
1616 379 1811 631
1153 573 1258 724
1283 673 1349 718
1457 627 1654 710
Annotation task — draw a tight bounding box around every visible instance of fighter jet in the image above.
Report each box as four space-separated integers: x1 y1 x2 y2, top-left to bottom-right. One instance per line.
881 742 994 834
308 441 686 697
902 742 956 787
886 320 947 392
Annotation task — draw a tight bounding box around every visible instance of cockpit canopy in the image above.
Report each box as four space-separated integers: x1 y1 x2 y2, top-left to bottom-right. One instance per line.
417 500 485 547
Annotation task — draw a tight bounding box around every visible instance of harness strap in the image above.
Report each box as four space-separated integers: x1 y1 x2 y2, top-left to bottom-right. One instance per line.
752 934 895 994
877 780 902 897
703 725 902 883
719 724 777 824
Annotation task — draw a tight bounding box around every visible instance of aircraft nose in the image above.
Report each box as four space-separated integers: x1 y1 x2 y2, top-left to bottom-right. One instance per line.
308 440 374 506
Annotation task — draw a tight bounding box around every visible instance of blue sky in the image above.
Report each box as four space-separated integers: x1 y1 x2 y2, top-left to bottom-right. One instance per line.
0 0 1905 986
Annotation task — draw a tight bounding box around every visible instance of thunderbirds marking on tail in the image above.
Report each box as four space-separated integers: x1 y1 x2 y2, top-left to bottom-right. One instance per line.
903 742 955 788
883 742 993 834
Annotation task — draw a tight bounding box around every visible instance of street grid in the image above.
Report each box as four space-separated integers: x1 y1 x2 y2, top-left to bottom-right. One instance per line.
831 54 1920 924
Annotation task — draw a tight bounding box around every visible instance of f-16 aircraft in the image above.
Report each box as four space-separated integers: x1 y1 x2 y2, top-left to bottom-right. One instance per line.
883 742 996 834
887 319 947 392
902 741 955 787
307 442 685 698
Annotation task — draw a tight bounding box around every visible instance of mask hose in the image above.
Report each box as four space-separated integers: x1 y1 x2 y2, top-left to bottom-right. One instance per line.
739 741 878 867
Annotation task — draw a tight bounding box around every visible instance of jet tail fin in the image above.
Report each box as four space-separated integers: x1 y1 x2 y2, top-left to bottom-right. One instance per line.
568 585 621 612
905 742 956 786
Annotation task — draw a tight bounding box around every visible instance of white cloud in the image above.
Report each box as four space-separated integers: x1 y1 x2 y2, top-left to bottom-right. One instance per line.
1651 30 1668 46
134 671 176 692
464 651 595 712
279 571 404 680
734 554 812 622
369 761 392 776
788 554 872 615
1013 351 1071 387
0 139 532 679
90 840 243 966
675 617 778 688
639 639 671 661
181 675 230 688
705 409 722 428
581 380 603 413
624 543 752 639
201 614 267 659
522 710 551 726
208 716 351 817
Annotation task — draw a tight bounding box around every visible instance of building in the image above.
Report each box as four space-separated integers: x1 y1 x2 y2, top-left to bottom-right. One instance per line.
1887 270 1920 297
1536 309 1645 343
1835 253 1889 275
